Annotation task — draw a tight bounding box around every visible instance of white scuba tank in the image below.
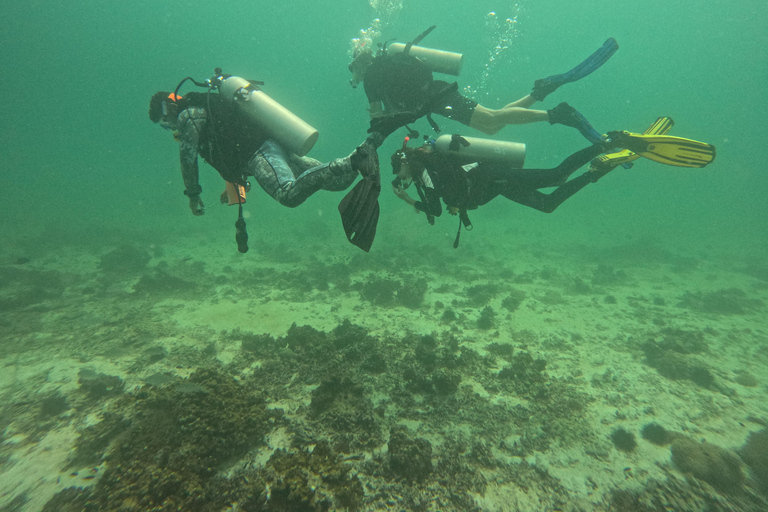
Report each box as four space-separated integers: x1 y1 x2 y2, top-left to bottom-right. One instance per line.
387 43 463 76
435 135 526 168
219 76 319 157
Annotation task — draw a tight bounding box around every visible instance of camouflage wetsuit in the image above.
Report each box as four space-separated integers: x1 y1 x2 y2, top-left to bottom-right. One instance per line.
177 106 357 207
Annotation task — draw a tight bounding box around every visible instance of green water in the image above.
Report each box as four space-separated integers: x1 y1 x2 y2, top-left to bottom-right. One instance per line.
2 1 768 510
1 0 765 257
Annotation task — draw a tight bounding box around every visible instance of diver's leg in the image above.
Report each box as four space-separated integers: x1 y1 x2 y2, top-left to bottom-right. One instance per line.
438 85 543 132
289 154 324 174
247 140 297 205
469 104 549 135
469 102 601 143
247 140 361 207
293 157 357 196
503 173 594 213
484 144 604 189
500 94 537 110
499 145 606 212
544 143 605 183
288 154 356 192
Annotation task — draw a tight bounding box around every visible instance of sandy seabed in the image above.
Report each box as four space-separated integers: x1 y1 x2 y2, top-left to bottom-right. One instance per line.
1 226 767 512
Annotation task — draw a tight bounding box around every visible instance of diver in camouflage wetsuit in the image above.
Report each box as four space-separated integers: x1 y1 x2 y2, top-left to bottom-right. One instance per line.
149 91 362 216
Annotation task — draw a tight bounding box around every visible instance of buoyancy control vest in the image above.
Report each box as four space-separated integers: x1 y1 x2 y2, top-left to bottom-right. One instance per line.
183 92 269 184
368 52 434 113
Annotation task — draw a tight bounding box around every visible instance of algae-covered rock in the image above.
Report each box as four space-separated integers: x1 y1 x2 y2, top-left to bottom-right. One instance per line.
388 426 433 482
641 422 672 446
263 441 364 511
501 288 526 312
641 340 716 390
49 368 272 511
671 436 744 493
78 369 124 399
678 288 764 315
739 428 768 496
476 305 495 330
610 427 637 453
99 245 151 273
498 351 547 391
309 377 381 450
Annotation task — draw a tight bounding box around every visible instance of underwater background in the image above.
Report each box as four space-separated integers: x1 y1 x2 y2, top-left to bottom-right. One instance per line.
1 0 767 511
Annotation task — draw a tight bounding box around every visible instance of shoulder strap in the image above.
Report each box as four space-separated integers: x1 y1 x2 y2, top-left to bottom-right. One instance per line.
405 25 437 54
453 210 473 249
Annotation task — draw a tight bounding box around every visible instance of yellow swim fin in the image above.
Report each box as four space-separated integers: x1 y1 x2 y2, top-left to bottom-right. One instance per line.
589 117 674 173
610 130 716 168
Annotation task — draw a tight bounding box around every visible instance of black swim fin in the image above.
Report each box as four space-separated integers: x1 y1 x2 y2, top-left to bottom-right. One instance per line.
339 83 461 251
338 141 381 252
547 102 602 144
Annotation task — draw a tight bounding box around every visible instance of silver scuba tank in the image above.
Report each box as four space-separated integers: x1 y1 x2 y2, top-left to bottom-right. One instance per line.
435 134 526 168
387 43 463 76
219 76 319 157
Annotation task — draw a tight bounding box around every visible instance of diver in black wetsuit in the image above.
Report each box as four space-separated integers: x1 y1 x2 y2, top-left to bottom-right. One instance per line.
349 29 619 137
351 45 579 136
390 140 613 219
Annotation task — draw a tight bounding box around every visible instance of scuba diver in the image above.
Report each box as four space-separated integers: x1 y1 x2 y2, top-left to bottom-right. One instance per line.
389 117 716 247
338 33 618 254
149 69 379 253
348 26 619 139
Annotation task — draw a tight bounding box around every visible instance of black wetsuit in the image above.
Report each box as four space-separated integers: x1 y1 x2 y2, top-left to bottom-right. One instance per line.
364 52 477 126
409 144 605 215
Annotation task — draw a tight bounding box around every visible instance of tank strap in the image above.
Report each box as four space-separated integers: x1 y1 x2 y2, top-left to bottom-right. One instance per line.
422 81 458 133
426 114 441 133
453 210 473 249
414 183 435 226
448 134 470 152
406 25 437 54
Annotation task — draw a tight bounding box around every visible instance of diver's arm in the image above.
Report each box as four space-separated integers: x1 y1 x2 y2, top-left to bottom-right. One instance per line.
393 182 442 216
177 109 206 215
392 183 417 208
412 168 442 216
414 187 442 217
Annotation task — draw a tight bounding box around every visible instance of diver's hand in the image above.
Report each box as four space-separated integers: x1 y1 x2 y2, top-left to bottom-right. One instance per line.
448 206 459 216
188 196 205 216
392 185 419 213
368 110 419 136
392 184 408 200
392 184 416 205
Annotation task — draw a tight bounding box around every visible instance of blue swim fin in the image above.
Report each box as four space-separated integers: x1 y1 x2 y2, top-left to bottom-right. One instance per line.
547 102 603 144
532 38 619 101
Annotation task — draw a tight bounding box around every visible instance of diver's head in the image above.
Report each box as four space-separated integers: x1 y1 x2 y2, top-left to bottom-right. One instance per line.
149 91 182 130
348 48 375 88
391 146 424 189
348 22 380 87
